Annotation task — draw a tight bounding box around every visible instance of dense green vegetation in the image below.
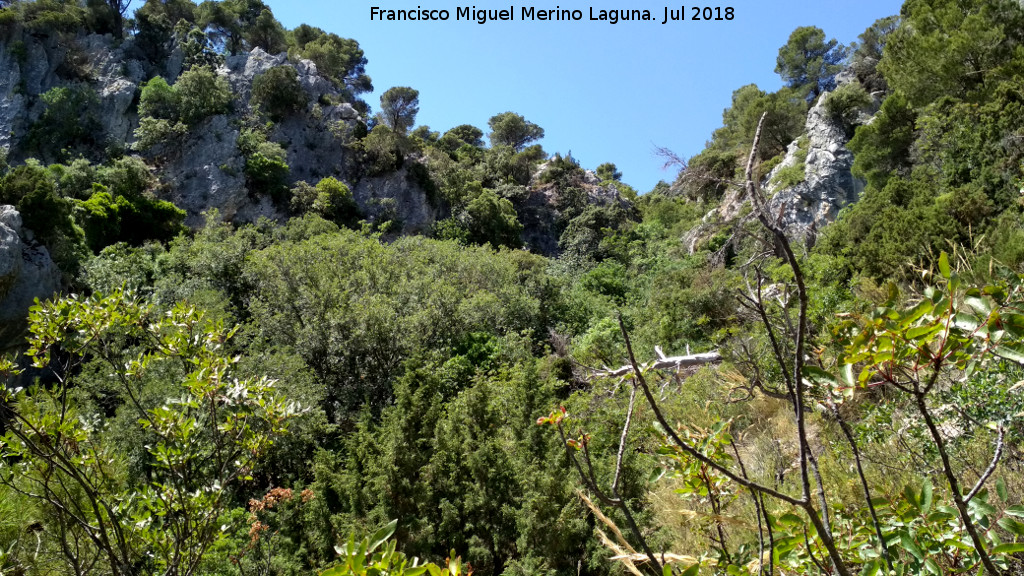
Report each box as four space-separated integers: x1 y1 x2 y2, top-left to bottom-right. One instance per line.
2 0 1024 575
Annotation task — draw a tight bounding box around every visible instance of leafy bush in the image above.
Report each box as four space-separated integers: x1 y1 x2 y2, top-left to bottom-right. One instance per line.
769 135 808 190
174 65 232 125
0 292 302 576
463 188 523 248
0 163 80 257
19 0 86 33
251 65 307 121
824 82 873 134
321 521 470 576
132 116 188 152
290 176 359 226
847 91 915 190
359 125 405 176
246 146 290 201
138 76 179 120
293 31 371 93
76 185 185 251
537 152 584 186
27 85 103 161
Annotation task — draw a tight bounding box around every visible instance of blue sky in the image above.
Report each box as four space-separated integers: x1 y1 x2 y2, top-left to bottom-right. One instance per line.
266 0 903 192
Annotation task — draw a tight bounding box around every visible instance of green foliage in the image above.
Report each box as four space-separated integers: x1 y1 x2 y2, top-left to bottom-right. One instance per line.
247 7 287 53
174 64 232 125
76 184 185 252
775 25 846 99
487 112 544 151
81 241 166 295
290 176 360 226
437 124 484 155
538 152 584 187
849 15 899 92
0 292 301 575
595 162 622 182
879 0 1024 107
359 124 406 176
251 65 308 121
322 521 470 576
132 116 189 152
770 163 804 190
0 162 83 269
174 20 224 69
462 187 523 248
134 67 232 148
769 136 808 190
680 148 738 202
237 229 557 414
291 28 372 94
18 0 86 33
823 82 872 133
378 86 420 135
246 142 291 201
559 202 638 264
138 76 179 120
713 84 807 160
27 85 103 161
847 91 915 191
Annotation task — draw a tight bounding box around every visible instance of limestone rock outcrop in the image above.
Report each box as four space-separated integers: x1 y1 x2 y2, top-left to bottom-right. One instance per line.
762 90 866 237
0 206 61 351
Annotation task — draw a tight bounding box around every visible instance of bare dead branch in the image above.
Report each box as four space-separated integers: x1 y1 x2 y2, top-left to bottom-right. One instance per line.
591 352 723 380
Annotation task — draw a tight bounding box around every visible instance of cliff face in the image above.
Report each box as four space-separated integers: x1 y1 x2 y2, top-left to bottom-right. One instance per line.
0 33 438 232
712 75 872 242
0 205 60 352
763 81 869 237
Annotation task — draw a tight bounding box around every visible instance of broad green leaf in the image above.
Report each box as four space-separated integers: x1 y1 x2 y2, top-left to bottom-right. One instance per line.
368 519 398 553
778 513 805 527
992 542 1024 554
906 323 941 341
1004 505 1024 518
859 559 881 576
998 517 1024 537
921 480 933 514
953 312 980 332
901 299 935 327
841 363 856 388
681 563 700 576
993 342 1024 365
903 485 921 513
899 533 923 561
938 252 951 279
802 366 839 387
924 558 940 575
964 291 992 315
997 478 1008 502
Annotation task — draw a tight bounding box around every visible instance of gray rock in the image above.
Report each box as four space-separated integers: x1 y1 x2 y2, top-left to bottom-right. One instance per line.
0 205 61 351
352 166 438 235
763 89 866 237
223 47 288 103
0 43 27 152
80 34 144 144
159 114 276 228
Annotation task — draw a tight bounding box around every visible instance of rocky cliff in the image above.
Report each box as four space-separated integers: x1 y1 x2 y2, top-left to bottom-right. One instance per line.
710 75 872 244
0 33 438 233
763 81 869 238
0 205 61 352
